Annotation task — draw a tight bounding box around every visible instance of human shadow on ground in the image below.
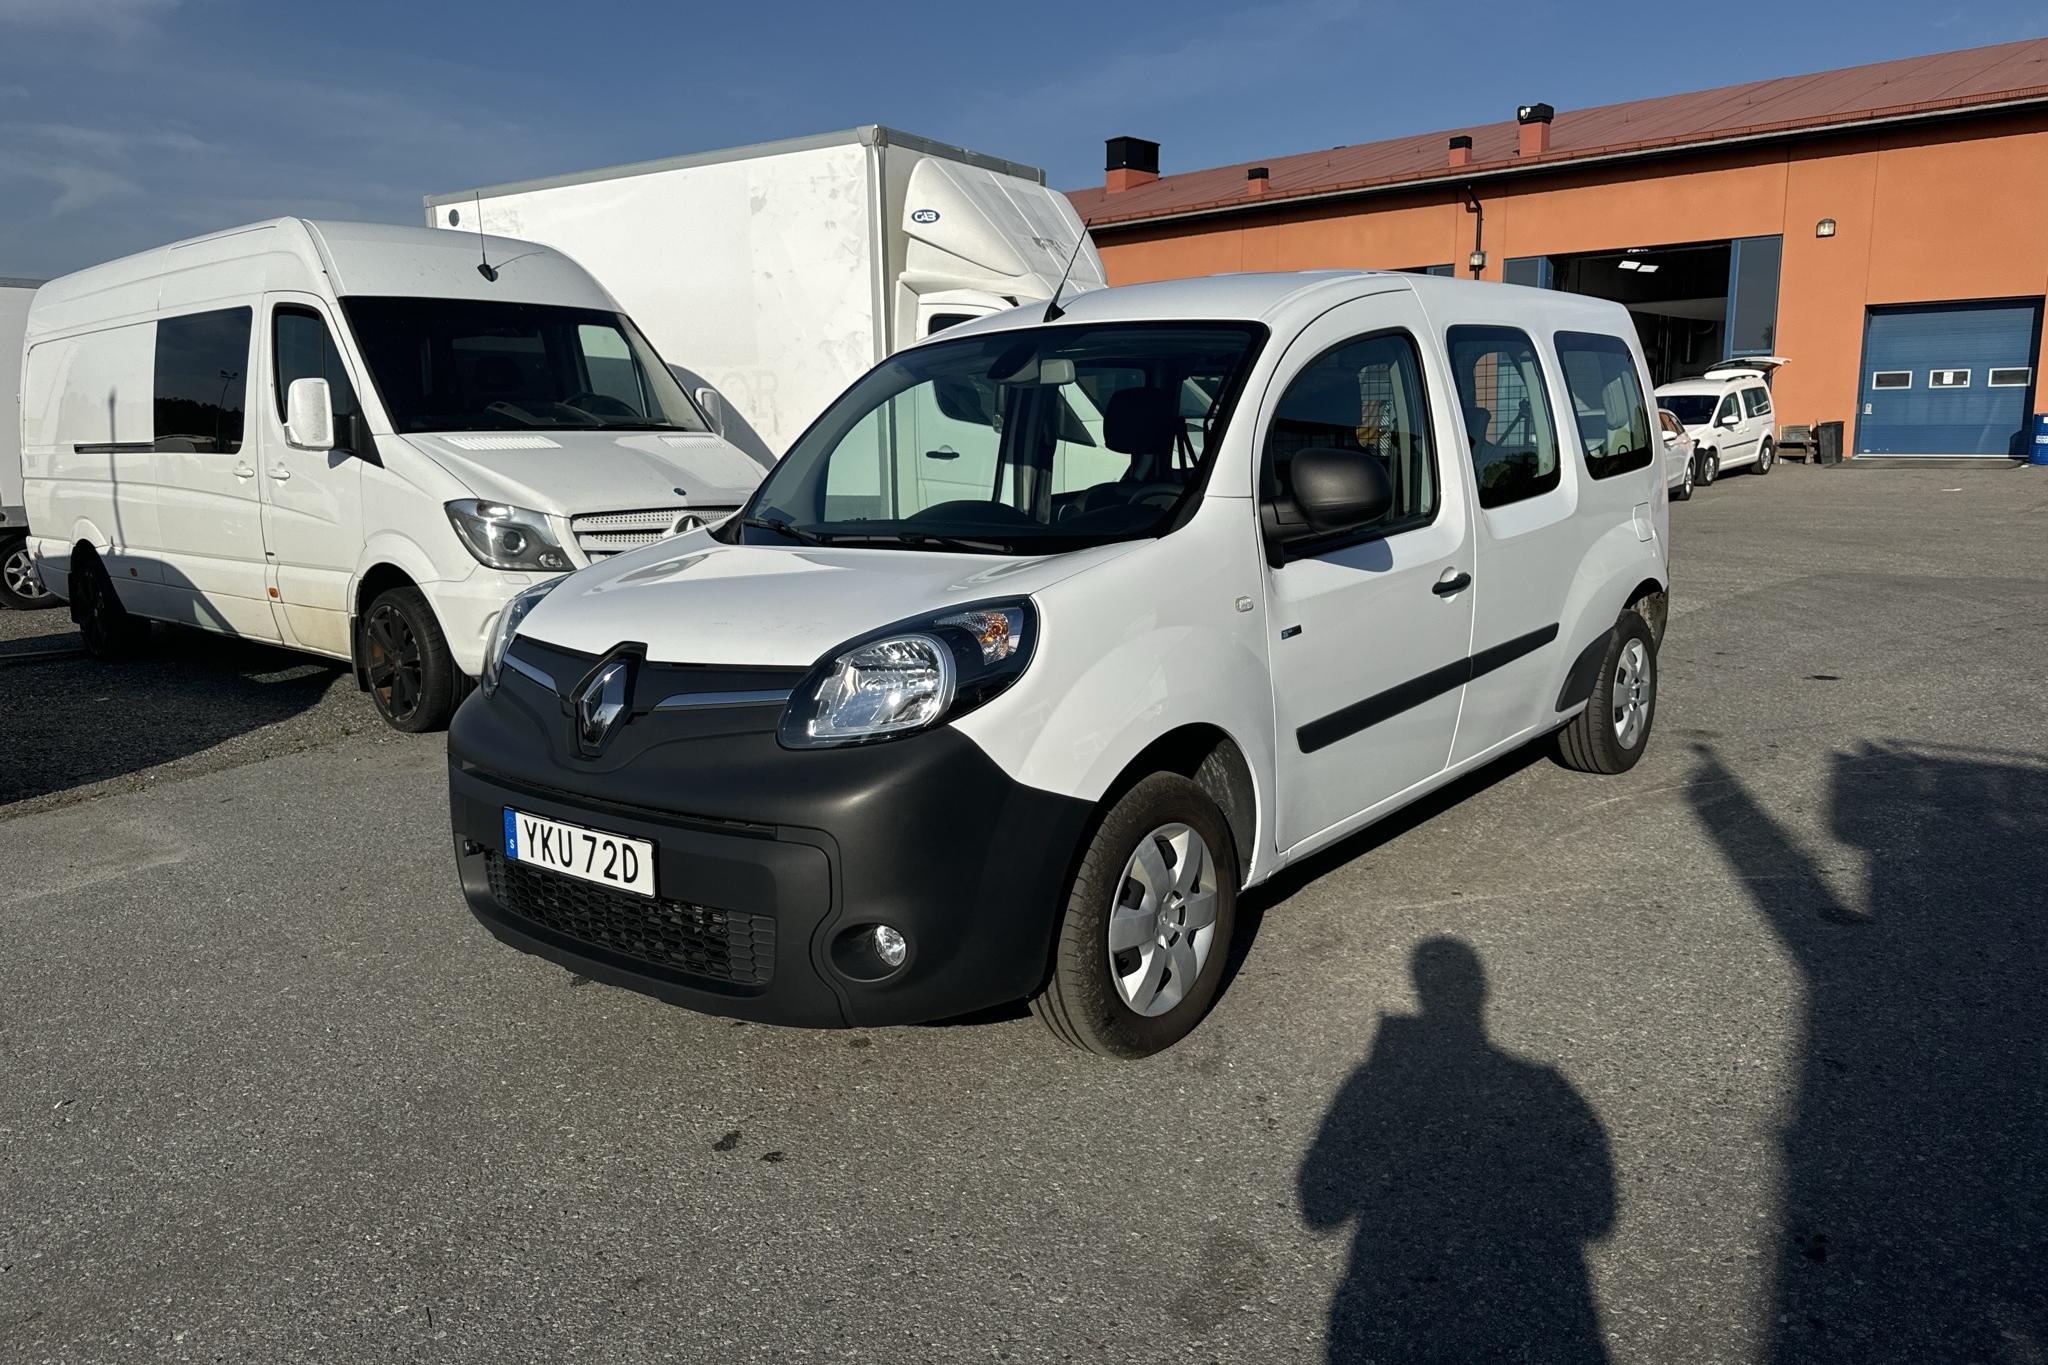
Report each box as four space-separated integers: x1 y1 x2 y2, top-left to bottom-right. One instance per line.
1298 937 1616 1364
1687 741 2047 1361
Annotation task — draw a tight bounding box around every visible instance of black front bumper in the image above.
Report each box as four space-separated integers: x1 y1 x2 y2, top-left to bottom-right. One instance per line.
447 644 1094 1028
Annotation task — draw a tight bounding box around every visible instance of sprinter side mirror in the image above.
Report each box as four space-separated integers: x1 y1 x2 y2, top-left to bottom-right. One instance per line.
694 387 726 437
285 377 335 451
1291 447 1394 536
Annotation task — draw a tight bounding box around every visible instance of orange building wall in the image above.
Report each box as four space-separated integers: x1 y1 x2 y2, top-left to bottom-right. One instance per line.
1089 112 2048 452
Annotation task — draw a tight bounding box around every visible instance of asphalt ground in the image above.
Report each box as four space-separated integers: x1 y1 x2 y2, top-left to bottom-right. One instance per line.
3 461 2044 1364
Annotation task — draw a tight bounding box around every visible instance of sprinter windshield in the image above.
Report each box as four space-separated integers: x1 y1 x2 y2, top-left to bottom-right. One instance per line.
343 298 708 434
735 322 1263 554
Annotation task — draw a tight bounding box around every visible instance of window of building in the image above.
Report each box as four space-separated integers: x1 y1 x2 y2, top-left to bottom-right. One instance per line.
1555 331 1654 480
1742 386 1772 418
1929 369 1971 388
273 306 363 447
154 307 252 453
1871 371 1912 390
1447 325 1561 508
1989 367 2033 387
1262 330 1437 545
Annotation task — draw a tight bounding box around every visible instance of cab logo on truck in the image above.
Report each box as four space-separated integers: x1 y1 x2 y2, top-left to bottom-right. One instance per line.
573 657 633 754
910 208 940 225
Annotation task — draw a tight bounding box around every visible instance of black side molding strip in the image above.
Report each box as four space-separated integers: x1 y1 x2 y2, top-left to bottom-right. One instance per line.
71 441 155 455
1297 623 1560 755
1554 628 1614 713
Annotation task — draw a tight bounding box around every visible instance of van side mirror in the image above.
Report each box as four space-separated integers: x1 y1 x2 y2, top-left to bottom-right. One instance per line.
1290 447 1394 537
694 387 726 436
285 377 334 450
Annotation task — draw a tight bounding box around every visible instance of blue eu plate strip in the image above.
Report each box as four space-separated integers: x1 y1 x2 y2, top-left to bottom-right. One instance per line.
503 807 518 857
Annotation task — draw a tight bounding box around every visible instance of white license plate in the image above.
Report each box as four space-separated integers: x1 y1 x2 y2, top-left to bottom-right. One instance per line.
504 807 656 897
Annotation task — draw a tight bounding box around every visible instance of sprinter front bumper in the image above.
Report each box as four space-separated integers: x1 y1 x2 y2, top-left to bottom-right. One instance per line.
447 635 1093 1027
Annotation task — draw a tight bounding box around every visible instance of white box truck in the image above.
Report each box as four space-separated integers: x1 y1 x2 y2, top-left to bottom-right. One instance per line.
425 126 1105 463
2 276 55 608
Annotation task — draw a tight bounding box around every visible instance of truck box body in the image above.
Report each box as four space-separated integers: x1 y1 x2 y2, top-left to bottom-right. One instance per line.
427 126 1104 461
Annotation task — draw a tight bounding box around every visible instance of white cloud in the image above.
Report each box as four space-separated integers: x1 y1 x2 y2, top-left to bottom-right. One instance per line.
0 0 177 38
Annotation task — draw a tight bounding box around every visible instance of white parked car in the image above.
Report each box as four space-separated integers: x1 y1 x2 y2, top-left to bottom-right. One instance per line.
448 271 1672 1057
1655 357 1785 486
20 218 768 729
1659 408 1697 501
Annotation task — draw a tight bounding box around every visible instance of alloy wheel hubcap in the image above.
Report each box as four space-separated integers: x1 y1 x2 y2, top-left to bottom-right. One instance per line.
2 546 47 599
1612 639 1651 749
365 605 424 720
1107 822 1219 1017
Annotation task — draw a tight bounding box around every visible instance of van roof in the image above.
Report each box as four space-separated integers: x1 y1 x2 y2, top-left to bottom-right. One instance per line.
923 269 1642 340
27 218 616 338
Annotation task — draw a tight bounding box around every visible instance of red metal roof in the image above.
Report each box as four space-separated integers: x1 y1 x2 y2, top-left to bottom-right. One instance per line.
1068 38 2048 229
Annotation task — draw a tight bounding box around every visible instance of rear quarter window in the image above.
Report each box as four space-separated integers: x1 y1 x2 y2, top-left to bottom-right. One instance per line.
1555 331 1654 480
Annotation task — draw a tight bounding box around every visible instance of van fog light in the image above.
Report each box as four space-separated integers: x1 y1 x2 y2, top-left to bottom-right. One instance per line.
873 924 908 968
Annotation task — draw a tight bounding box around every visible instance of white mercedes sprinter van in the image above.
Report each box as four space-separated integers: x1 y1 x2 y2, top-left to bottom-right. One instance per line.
448 272 1672 1056
21 218 767 729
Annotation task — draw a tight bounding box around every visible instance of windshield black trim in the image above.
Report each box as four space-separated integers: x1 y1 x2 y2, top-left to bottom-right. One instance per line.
726 319 1270 556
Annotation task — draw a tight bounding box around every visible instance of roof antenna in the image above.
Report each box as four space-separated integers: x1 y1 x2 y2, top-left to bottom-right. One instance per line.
473 192 497 282
1041 229 1090 323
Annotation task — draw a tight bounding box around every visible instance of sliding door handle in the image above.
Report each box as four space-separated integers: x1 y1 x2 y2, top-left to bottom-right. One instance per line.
1432 569 1472 597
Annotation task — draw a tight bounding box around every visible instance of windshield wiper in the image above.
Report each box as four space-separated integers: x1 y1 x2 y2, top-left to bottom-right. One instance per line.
740 515 830 545
819 530 1021 554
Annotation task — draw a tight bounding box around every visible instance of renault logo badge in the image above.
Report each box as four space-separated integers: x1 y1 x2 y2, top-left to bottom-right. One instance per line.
572 655 634 754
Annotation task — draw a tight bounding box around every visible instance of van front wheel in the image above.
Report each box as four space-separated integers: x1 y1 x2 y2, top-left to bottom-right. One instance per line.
363 586 458 733
1032 773 1238 1058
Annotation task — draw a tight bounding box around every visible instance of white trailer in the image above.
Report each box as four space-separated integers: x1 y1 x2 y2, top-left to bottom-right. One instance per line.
426 126 1104 462
3 276 54 608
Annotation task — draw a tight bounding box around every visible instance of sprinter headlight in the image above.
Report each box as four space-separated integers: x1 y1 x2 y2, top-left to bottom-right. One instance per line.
445 499 573 572
480 578 562 697
779 601 1036 749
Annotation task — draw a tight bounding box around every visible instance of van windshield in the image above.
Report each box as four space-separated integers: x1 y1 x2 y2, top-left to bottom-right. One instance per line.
342 297 708 435
732 321 1264 555
1660 393 1720 425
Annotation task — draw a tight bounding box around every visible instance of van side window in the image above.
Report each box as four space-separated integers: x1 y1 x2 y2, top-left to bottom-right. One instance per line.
154 307 252 454
1446 325 1560 508
1262 330 1437 544
1742 385 1772 417
1556 331 1654 480
273 306 362 445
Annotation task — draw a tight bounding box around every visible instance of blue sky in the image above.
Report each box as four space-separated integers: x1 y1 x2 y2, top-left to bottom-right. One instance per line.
0 0 2039 278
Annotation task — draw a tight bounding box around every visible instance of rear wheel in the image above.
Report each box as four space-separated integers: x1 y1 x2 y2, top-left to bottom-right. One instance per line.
362 586 458 732
1752 438 1775 475
1 534 57 610
1672 456 1694 502
70 549 150 658
1556 610 1658 775
1032 773 1238 1058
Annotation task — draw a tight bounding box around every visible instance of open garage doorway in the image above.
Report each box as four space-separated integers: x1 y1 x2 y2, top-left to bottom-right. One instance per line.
1511 236 1782 388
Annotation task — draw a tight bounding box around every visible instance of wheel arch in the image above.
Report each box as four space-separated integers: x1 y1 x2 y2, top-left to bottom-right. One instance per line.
351 562 420 689
1096 724 1259 888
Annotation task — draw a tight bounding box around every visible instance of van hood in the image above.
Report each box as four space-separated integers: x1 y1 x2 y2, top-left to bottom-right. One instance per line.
518 533 1145 667
402 431 766 516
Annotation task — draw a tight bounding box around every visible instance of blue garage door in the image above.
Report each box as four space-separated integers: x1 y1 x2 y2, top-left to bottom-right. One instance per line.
1856 300 2042 455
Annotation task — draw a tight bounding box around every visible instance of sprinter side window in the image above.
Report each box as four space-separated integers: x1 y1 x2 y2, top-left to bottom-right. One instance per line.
1556 331 1654 480
154 308 252 454
1446 326 1561 509
1262 330 1437 548
273 306 362 448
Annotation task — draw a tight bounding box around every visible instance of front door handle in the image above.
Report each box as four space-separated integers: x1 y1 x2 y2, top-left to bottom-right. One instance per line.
267 465 291 482
1433 569 1472 597
233 462 256 480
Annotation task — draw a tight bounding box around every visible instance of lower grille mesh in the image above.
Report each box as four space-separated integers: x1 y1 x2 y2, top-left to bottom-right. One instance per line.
486 853 775 986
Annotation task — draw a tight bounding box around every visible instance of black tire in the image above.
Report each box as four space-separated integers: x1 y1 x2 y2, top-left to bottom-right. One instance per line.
1032 773 1239 1059
70 548 150 659
1751 438 1775 475
362 586 458 732
1555 609 1659 775
1 533 58 610
1697 449 1719 486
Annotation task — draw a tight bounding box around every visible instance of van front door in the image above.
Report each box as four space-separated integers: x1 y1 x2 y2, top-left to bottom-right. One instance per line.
257 296 365 659
1260 293 1475 852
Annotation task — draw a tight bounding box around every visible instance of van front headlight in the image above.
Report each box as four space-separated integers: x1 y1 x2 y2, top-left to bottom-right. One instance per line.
778 601 1036 749
446 499 573 572
480 577 562 697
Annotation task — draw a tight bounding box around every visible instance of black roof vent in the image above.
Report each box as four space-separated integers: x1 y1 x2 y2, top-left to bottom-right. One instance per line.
1517 103 1555 125
1105 136 1160 175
